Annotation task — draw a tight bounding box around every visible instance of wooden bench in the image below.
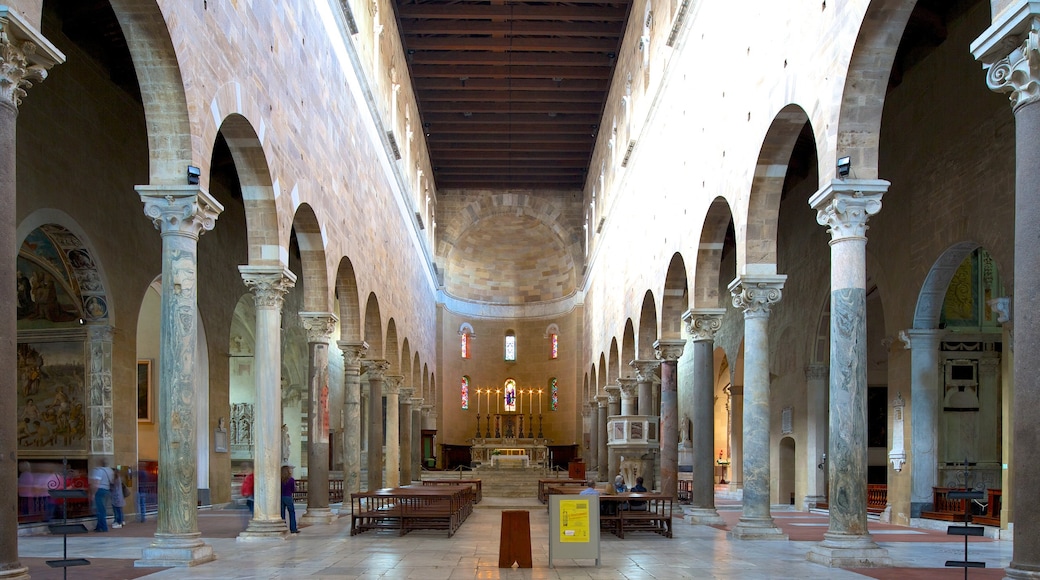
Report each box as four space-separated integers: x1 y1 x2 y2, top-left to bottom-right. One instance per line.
350 485 474 537
538 478 586 503
867 483 887 514
973 489 1001 527
604 494 673 539
678 480 692 504
292 478 345 504
422 478 482 503
921 487 970 522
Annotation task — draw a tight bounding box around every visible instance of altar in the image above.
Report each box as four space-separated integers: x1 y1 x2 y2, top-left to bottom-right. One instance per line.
470 439 549 468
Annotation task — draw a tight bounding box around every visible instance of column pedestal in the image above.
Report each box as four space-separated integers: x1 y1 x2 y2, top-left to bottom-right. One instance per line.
136 533 215 568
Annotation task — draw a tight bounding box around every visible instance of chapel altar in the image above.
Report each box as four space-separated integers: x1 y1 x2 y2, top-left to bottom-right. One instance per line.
469 412 549 467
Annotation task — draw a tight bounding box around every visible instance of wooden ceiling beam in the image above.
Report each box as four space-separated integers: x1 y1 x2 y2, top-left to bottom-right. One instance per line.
427 132 594 143
399 20 623 36
404 36 619 52
430 150 589 160
414 77 608 91
431 141 590 152
396 5 628 21
421 101 601 113
432 158 588 168
409 64 612 79
418 89 603 103
424 122 596 134
408 51 614 66
421 112 600 124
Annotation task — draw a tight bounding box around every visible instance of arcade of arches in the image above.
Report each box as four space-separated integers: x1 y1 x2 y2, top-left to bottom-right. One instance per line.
4 0 1040 576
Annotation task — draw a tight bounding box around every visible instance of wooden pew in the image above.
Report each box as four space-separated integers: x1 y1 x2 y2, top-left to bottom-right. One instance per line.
603 494 673 539
921 487 970 522
867 484 887 514
350 485 474 537
973 489 1002 527
538 478 586 503
422 478 482 503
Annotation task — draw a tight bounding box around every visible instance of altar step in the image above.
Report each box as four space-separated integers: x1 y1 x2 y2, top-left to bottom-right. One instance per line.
420 469 571 499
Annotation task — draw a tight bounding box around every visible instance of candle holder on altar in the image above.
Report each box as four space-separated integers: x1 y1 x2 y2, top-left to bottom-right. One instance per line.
537 413 544 438
717 458 730 484
474 413 480 438
528 413 534 438
484 414 491 438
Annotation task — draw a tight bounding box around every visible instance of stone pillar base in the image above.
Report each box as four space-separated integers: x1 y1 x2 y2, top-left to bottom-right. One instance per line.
134 534 216 567
1006 569 1040 579
806 534 892 568
300 507 337 525
0 566 30 580
237 518 289 541
730 517 788 540
804 495 826 510
683 507 725 525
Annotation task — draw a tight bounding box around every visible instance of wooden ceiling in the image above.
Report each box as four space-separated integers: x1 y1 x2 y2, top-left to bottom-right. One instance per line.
394 0 632 190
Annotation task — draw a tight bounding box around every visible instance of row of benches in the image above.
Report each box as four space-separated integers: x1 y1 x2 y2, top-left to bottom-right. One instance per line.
545 485 674 539
349 485 476 537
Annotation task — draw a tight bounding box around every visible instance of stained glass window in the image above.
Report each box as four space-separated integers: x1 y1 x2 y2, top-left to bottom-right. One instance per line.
461 376 470 410
550 333 558 359
461 332 470 358
504 331 516 361
551 377 559 411
504 379 517 412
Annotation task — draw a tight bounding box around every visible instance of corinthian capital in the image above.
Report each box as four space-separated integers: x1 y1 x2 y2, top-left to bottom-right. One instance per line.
654 338 686 361
338 340 370 369
362 359 390 379
682 308 726 342
384 374 403 395
300 312 338 343
239 265 297 309
0 8 64 109
139 186 224 239
616 377 638 399
809 180 888 240
728 274 786 319
630 359 660 382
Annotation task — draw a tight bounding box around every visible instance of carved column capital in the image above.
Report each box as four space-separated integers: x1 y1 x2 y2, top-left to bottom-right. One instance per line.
384 375 403 396
410 396 424 407
977 14 1040 111
616 377 638 400
682 308 726 342
0 8 64 110
300 312 338 343
808 180 888 240
399 386 414 400
362 359 390 379
728 274 786 319
654 338 686 361
604 384 621 404
595 394 609 408
139 186 224 240
338 340 369 369
239 265 296 309
630 359 660 382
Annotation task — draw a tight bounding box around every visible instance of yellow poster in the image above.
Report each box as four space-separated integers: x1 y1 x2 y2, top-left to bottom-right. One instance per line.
559 499 590 543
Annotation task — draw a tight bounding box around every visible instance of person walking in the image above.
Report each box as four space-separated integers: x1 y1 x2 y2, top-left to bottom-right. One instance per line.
89 458 114 532
280 465 299 534
241 462 255 515
111 467 126 528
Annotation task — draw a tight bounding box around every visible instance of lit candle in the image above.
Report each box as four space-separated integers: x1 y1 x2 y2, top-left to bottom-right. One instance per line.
519 389 523 414
476 388 481 414
539 389 543 411
496 389 501 414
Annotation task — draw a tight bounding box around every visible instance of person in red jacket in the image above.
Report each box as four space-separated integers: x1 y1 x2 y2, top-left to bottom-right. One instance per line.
241 462 254 515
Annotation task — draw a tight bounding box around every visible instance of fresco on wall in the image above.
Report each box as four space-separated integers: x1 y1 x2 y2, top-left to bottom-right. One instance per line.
17 225 108 329
17 341 87 452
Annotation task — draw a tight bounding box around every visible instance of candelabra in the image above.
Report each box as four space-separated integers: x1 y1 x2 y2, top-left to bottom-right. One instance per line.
474 412 481 438
484 414 491 438
528 413 534 438
538 413 544 438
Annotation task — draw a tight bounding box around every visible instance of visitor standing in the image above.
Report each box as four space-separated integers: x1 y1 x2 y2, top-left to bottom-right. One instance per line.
89 458 114 532
280 465 299 533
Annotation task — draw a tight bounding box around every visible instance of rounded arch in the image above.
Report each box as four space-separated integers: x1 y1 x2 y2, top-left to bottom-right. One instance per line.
661 253 688 339
694 197 735 309
637 290 658 359
412 352 422 394
291 203 331 312
742 104 812 274
386 318 401 372
363 293 383 357
597 354 608 394
335 257 362 341
607 338 620 385
913 241 988 329
401 338 412 384
589 363 598 397
621 319 636 375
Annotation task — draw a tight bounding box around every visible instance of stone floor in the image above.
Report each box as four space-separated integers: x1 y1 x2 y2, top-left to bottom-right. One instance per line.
17 498 1012 579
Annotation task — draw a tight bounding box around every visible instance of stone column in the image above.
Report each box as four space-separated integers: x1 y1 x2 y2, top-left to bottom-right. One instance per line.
805 364 829 508
807 180 891 566
655 339 685 500
383 375 403 487
605 384 621 416
364 360 389 490
587 402 599 471
617 378 638 416
411 396 423 477
975 16 1040 574
631 360 657 416
400 387 414 483
135 187 222 564
729 384 743 489
596 395 608 480
605 385 621 480
905 329 942 515
682 309 726 525
337 341 367 495
582 403 594 466
299 312 337 526
728 275 787 540
0 12 62 577
237 266 296 542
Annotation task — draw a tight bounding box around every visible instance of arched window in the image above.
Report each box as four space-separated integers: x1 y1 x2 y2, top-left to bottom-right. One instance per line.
545 323 560 360
504 330 516 361
461 376 470 410
550 377 559 411
504 379 517 412
459 323 475 358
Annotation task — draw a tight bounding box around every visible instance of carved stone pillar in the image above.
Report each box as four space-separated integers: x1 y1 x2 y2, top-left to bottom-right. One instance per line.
682 309 725 525
582 403 594 466
605 385 621 479
400 387 414 483
804 364 829 508
135 188 222 564
655 339 685 500
383 375 403 487
974 13 1040 575
631 360 658 416
410 396 423 478
87 326 114 456
237 266 295 542
363 360 389 490
299 312 337 526
586 402 598 471
617 378 638 416
729 384 744 489
0 12 63 577
728 275 787 540
604 384 621 416
596 395 608 480
337 341 367 495
807 180 891 566
905 329 943 515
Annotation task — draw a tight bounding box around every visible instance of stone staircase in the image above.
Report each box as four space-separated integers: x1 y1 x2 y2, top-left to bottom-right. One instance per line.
419 467 580 501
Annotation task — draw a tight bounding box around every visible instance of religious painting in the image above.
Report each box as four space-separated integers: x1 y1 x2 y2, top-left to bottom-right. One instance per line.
17 341 87 452
17 225 109 330
137 360 152 422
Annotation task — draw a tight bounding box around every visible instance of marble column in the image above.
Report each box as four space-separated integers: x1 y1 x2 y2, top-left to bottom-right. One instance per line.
804 363 829 508
411 396 423 477
807 179 891 566
0 12 62 578
400 387 414 483
631 360 657 416
682 309 726 525
605 385 621 480
337 341 367 495
729 384 744 489
617 378 638 416
974 14 1040 575
728 275 787 540
364 360 389 490
587 402 599 471
903 328 942 516
135 187 222 564
605 384 621 416
299 312 337 526
582 403 595 466
383 375 403 487
596 395 608 480
655 339 685 500
237 266 296 542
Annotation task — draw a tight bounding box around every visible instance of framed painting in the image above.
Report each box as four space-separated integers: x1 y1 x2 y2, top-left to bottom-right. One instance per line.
137 360 152 422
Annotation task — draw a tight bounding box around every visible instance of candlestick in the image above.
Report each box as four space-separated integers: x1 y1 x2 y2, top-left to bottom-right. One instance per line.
538 389 543 411
476 388 481 414
496 389 501 414
518 388 523 415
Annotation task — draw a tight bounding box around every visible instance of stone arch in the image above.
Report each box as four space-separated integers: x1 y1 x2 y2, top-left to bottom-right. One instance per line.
291 203 331 312
598 354 608 394
363 293 383 357
386 318 401 372
743 104 812 274
661 253 688 339
621 320 636 375
109 0 193 184
335 258 362 341
401 338 412 383
589 364 597 398
608 338 620 385
637 291 658 359
912 241 983 329
834 0 917 181
694 197 735 309
412 352 422 394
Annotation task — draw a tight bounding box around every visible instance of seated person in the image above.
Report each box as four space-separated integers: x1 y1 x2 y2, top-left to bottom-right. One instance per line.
613 474 627 494
628 476 648 511
579 480 600 495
